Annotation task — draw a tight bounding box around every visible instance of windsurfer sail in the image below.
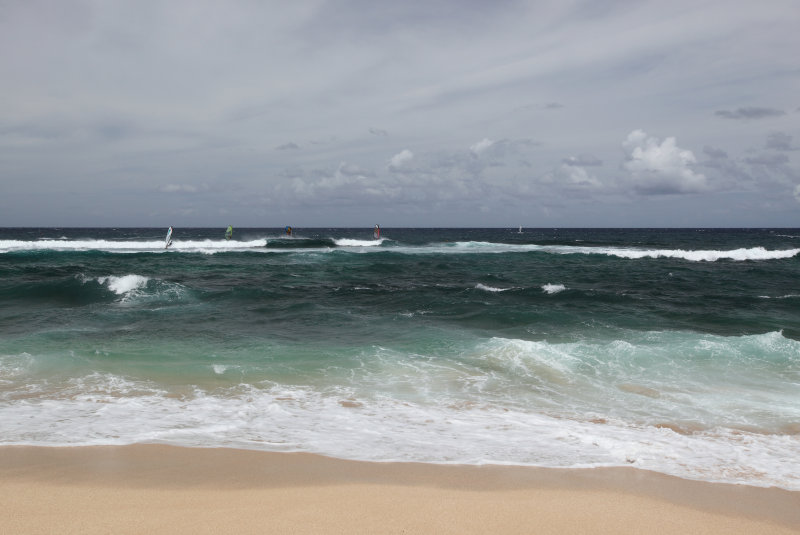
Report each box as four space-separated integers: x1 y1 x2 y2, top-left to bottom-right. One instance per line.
225 225 233 240
285 226 292 236
373 224 380 240
165 226 173 249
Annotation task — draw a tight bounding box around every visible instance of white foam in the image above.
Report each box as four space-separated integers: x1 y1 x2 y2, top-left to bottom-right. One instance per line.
364 241 800 262
475 283 511 292
1 377 798 489
97 274 149 295
591 246 800 262
3 237 798 262
2 332 799 489
542 283 566 294
334 238 384 247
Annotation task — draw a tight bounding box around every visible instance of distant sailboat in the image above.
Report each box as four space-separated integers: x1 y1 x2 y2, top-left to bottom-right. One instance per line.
518 225 523 233
225 225 233 240
373 224 380 240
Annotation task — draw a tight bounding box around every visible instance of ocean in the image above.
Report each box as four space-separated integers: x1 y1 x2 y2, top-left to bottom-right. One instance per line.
1 227 799 489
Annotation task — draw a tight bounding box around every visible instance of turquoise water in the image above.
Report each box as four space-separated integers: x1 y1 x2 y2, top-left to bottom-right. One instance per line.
1 228 799 488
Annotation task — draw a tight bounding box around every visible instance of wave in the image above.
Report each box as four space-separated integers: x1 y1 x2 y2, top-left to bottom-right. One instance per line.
3 236 798 262
0 238 269 253
436 242 800 262
0 237 386 253
475 283 512 293
334 238 385 247
542 283 566 294
591 246 800 262
1 330 799 489
97 274 149 295
265 237 337 249
80 274 187 303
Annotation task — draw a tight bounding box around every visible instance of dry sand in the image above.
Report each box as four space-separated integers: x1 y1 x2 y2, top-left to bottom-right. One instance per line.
1 445 798 534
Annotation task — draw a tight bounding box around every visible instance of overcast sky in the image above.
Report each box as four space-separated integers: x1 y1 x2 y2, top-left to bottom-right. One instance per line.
1 0 799 227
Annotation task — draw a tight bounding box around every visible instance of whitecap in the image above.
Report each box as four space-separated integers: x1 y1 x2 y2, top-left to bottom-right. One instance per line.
97 274 149 295
542 283 566 294
334 238 384 247
475 283 510 293
592 246 800 262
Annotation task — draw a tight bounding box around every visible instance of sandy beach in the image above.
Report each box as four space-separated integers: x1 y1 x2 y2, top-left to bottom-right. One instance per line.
0 445 797 534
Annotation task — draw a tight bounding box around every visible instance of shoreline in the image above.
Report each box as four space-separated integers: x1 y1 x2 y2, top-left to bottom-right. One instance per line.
1 445 798 534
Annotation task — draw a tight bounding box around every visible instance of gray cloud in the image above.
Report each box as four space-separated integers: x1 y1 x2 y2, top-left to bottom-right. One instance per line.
276 142 300 150
703 146 728 159
1 0 799 226
745 153 790 166
562 154 603 167
715 107 786 120
765 132 794 151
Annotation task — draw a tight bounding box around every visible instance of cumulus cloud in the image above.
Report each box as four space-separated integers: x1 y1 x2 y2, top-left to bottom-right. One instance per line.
287 161 382 202
470 138 494 155
622 130 706 194
553 164 601 188
715 107 786 119
388 149 414 170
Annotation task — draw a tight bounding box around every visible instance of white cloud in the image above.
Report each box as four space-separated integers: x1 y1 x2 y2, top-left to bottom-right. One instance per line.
622 130 707 194
388 149 414 170
470 138 494 155
557 164 601 188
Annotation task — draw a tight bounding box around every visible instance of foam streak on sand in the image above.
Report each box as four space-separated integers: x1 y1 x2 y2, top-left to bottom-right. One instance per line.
0 445 798 535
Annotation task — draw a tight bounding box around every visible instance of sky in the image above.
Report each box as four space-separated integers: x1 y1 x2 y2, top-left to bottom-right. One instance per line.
1 0 799 227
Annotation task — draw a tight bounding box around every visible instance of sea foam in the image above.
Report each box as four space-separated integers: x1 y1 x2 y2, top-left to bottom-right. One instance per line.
595 246 800 262
334 238 384 247
97 274 149 295
542 283 566 294
475 283 511 292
